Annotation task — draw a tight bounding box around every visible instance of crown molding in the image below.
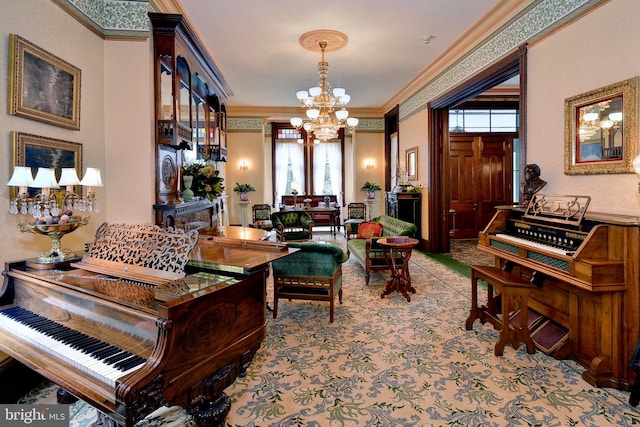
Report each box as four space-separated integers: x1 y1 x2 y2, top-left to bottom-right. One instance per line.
53 0 150 39
398 0 601 121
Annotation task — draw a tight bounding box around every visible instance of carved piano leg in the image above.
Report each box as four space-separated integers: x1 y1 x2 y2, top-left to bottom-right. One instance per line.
190 364 237 426
193 393 231 427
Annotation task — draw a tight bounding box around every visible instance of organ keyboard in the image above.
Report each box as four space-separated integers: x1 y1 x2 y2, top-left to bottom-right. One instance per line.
479 194 640 391
0 223 294 426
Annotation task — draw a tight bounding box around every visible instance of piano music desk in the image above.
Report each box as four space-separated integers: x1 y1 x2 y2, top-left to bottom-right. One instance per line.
466 265 537 356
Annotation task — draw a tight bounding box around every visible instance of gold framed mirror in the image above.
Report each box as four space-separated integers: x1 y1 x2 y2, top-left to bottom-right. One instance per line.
406 146 418 180
564 77 638 175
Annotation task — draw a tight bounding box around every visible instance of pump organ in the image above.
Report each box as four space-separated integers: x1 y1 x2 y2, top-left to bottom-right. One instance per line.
478 194 640 391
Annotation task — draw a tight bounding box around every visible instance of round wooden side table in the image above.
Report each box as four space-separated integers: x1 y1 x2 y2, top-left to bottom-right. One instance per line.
377 237 419 302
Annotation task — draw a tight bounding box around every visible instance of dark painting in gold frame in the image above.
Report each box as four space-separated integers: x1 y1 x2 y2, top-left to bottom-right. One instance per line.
8 34 81 130
10 132 83 199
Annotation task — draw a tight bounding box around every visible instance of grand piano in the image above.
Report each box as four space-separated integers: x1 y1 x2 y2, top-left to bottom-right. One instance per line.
479 194 640 391
0 223 293 426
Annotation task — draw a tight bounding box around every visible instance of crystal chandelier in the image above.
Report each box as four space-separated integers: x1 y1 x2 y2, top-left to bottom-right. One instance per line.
290 30 358 142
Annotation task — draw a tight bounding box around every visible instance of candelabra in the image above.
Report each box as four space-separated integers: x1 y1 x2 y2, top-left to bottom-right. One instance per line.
8 166 102 217
7 166 103 264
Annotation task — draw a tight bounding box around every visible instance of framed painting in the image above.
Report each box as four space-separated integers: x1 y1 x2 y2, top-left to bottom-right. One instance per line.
8 34 81 130
10 132 83 199
406 146 418 181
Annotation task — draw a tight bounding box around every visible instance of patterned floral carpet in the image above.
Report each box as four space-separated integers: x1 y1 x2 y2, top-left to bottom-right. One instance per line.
21 235 640 426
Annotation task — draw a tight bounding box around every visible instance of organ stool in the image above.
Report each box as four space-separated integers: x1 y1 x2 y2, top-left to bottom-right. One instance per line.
465 264 537 356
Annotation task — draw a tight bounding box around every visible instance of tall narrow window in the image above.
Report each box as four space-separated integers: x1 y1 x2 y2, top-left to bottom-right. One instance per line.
272 123 344 205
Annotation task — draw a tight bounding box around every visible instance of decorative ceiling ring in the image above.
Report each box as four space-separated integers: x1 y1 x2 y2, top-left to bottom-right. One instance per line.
299 30 348 53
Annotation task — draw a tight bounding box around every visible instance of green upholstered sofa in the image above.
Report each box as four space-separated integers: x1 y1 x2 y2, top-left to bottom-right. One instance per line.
346 215 417 284
271 241 348 323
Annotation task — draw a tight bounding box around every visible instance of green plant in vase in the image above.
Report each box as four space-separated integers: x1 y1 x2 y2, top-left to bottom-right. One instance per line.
181 161 224 201
233 182 256 201
360 181 382 199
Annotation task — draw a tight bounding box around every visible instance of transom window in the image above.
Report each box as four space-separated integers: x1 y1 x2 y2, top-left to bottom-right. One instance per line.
449 109 519 133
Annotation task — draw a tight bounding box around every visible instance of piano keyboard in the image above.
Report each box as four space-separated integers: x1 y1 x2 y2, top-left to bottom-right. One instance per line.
495 233 574 256
0 307 146 388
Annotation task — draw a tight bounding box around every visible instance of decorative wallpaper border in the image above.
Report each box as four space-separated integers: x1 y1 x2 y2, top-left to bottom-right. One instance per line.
400 0 599 120
54 0 149 38
228 117 383 134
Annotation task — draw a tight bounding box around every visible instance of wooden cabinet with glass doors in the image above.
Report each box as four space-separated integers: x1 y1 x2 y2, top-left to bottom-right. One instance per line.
149 12 231 209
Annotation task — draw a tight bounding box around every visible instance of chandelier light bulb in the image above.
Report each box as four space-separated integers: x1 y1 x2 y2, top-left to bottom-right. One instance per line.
309 86 321 97
347 117 359 127
296 91 309 100
333 88 345 97
307 109 320 119
583 112 599 121
335 109 349 120
290 117 303 127
609 111 622 122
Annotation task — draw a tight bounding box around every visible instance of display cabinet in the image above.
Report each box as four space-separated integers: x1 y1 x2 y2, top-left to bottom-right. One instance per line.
150 13 232 207
386 192 421 238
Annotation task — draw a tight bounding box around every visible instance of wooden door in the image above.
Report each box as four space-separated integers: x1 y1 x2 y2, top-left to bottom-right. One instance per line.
478 135 512 229
448 134 513 239
449 135 477 239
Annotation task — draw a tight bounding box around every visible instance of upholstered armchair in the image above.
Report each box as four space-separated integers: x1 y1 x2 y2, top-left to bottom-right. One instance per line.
271 210 314 241
271 242 348 323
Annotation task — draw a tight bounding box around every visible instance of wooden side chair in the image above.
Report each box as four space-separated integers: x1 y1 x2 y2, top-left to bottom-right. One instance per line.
250 203 273 231
343 202 366 238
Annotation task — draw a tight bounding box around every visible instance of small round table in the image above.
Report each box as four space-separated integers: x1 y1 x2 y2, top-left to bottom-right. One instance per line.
378 237 419 302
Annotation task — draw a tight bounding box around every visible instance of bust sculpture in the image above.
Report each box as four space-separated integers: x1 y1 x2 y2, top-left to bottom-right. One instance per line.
521 163 547 206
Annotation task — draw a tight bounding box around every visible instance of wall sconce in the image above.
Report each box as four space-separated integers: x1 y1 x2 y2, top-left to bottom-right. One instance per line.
7 166 103 217
239 161 248 171
365 160 375 170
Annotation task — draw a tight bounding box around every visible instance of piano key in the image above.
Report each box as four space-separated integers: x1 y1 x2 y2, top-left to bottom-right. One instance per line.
495 233 573 256
0 307 146 387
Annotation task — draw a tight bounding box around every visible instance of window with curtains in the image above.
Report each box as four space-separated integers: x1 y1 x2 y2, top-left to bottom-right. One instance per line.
271 123 344 205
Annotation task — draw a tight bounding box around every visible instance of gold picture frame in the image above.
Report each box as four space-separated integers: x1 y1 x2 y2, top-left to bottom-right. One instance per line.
8 34 81 130
564 77 637 175
406 146 418 181
10 132 83 200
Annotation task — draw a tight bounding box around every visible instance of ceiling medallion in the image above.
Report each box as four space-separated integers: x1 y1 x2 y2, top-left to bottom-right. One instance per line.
298 29 348 52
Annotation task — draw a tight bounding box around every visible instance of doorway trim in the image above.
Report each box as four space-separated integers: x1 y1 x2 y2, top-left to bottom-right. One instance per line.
425 45 527 253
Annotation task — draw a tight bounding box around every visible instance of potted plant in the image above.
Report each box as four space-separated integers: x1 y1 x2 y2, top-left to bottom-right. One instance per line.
233 182 256 201
361 181 382 199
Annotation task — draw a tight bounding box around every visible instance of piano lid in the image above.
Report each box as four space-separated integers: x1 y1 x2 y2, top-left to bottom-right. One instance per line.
523 193 591 226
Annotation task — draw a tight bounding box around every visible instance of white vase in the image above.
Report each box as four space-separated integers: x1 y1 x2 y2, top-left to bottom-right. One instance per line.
182 175 194 202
